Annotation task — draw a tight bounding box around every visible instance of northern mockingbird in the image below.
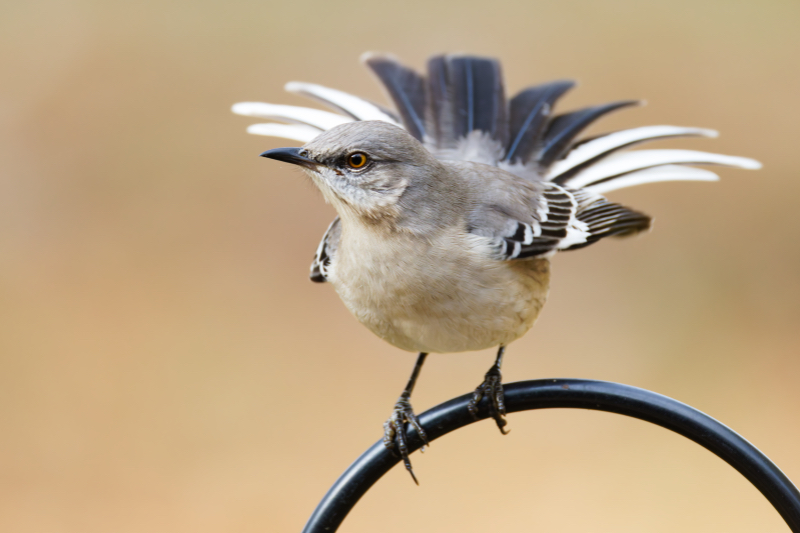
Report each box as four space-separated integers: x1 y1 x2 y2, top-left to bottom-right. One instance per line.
233 53 759 483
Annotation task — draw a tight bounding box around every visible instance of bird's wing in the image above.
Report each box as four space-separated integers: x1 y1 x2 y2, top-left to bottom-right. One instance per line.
310 217 341 282
467 175 650 260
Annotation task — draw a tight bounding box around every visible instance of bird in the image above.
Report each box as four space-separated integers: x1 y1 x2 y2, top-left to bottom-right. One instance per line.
232 53 760 483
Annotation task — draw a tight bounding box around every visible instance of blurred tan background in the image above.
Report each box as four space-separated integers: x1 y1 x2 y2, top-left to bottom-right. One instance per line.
2 0 799 531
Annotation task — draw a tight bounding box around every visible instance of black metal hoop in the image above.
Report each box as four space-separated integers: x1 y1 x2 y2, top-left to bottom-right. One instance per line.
301 379 800 532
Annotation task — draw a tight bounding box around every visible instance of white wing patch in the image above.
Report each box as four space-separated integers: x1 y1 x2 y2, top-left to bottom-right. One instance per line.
483 183 650 261
489 185 586 259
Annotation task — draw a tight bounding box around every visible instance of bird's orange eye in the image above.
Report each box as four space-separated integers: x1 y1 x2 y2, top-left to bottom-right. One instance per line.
347 152 368 169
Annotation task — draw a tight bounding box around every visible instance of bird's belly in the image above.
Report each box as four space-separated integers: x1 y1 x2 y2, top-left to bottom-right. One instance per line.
331 246 550 354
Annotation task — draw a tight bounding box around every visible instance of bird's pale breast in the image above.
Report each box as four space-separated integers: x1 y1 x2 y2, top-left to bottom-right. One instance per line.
328 223 550 353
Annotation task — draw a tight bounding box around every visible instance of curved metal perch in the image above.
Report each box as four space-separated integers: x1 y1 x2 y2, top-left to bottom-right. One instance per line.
301 379 800 532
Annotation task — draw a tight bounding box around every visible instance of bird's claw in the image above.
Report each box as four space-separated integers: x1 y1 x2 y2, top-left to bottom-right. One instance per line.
383 392 429 484
467 364 509 434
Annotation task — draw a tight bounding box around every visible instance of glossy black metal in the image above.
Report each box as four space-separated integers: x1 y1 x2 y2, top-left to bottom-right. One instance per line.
301 379 800 533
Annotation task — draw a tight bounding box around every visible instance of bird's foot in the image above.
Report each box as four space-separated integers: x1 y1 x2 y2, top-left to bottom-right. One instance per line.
383 392 429 484
467 363 509 434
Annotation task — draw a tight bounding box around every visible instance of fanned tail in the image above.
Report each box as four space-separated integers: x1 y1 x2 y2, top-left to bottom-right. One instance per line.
233 53 760 193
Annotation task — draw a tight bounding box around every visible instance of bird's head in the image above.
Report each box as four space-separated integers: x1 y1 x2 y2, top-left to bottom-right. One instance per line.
261 121 446 224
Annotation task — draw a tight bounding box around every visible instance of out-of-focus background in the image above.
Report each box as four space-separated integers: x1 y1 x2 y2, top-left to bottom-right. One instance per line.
2 0 799 531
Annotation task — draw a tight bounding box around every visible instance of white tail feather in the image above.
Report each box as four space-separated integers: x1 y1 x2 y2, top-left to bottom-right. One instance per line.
585 165 720 194
546 126 719 180
285 82 400 124
246 123 321 143
563 149 762 190
231 102 352 130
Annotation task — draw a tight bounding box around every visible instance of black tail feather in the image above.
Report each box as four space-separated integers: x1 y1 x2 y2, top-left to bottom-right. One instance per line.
364 55 427 141
426 56 451 148
505 80 575 165
426 55 508 150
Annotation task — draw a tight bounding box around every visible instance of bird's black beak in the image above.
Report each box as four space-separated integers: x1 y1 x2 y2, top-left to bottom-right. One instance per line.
260 147 320 171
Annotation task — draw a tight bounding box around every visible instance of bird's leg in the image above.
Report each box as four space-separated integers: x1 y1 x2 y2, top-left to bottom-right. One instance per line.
383 352 430 484
467 346 509 434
